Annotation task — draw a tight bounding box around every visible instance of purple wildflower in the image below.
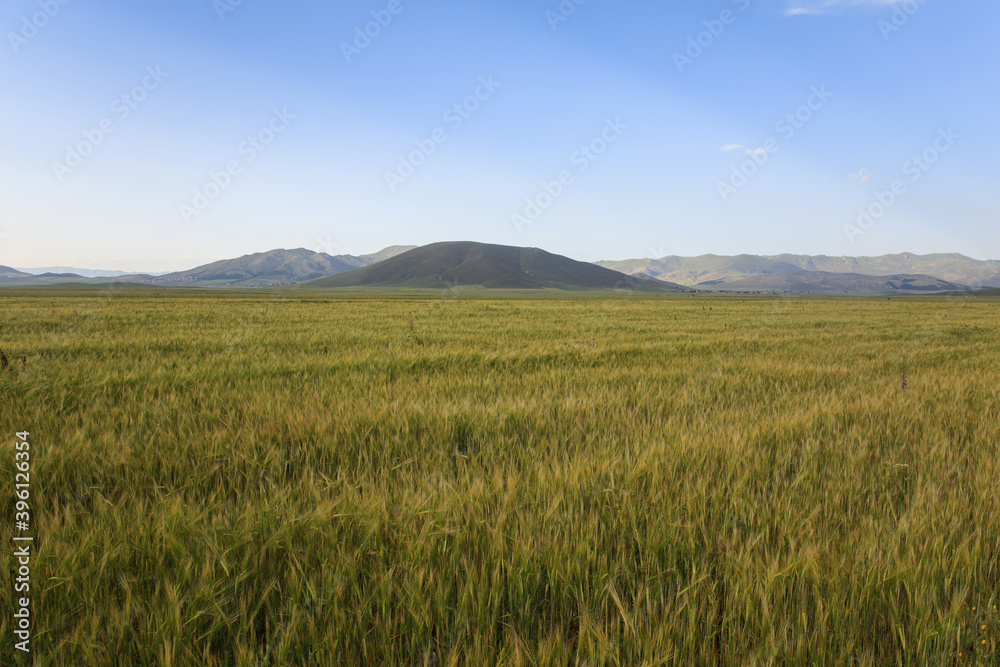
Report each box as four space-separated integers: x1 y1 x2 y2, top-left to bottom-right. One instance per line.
901 373 908 391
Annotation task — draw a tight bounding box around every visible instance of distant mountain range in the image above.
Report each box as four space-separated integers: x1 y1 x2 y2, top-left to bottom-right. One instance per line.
0 246 418 288
14 266 140 278
2 246 996 294
698 271 965 294
596 252 1000 292
0 265 113 286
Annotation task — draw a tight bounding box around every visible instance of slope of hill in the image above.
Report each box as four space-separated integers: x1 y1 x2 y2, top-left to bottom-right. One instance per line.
304 242 684 291
3 247 992 292
1 266 33 279
772 252 1000 287
14 266 136 278
0 247 415 287
598 254 809 286
145 249 362 286
597 252 1000 288
701 271 968 294
0 266 95 285
145 246 421 287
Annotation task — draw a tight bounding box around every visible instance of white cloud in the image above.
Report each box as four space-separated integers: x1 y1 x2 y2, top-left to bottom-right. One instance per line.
721 144 768 156
849 168 872 183
785 0 901 16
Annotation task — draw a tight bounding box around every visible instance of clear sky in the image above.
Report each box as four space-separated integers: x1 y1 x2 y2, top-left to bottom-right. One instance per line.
1 0 997 271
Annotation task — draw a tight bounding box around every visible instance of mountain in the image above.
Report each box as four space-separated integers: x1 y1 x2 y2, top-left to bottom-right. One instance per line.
597 252 999 292
146 249 365 287
770 253 1000 288
598 254 809 286
0 247 417 287
144 246 418 287
0 266 96 286
303 242 684 291
0 247 415 287
702 271 968 294
14 266 137 278
2 246 992 293
0 266 32 279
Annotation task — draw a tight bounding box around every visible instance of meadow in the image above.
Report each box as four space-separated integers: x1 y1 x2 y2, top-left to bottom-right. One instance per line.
1 288 998 665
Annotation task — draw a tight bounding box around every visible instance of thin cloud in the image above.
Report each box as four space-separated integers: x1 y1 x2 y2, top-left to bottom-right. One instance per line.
785 0 900 16
849 168 872 184
721 144 768 156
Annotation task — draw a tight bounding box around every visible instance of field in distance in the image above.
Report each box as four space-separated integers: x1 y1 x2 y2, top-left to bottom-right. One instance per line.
0 290 998 664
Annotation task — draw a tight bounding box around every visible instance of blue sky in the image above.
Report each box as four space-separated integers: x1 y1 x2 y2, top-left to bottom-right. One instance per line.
1 0 997 271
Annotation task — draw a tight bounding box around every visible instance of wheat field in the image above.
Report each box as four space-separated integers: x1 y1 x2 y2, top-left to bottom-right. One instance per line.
1 289 998 665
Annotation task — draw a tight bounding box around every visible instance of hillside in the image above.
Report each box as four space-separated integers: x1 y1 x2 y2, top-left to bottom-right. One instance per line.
13 266 136 278
0 266 97 286
3 247 992 293
304 242 684 291
135 246 412 287
142 249 363 287
0 246 414 288
598 254 809 286
773 252 1000 287
0 266 34 280
598 253 1000 291
703 271 968 294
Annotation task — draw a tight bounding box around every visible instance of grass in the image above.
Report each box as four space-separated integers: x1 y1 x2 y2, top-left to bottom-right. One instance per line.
0 288 998 665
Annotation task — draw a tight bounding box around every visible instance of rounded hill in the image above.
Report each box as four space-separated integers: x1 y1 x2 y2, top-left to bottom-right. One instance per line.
303 242 684 291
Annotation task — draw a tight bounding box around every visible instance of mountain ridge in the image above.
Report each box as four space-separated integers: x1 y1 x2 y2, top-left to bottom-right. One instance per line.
142 246 418 287
597 252 1000 290
2 246 996 293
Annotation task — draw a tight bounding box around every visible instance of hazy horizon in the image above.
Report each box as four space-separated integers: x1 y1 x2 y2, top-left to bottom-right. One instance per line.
7 244 1000 277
